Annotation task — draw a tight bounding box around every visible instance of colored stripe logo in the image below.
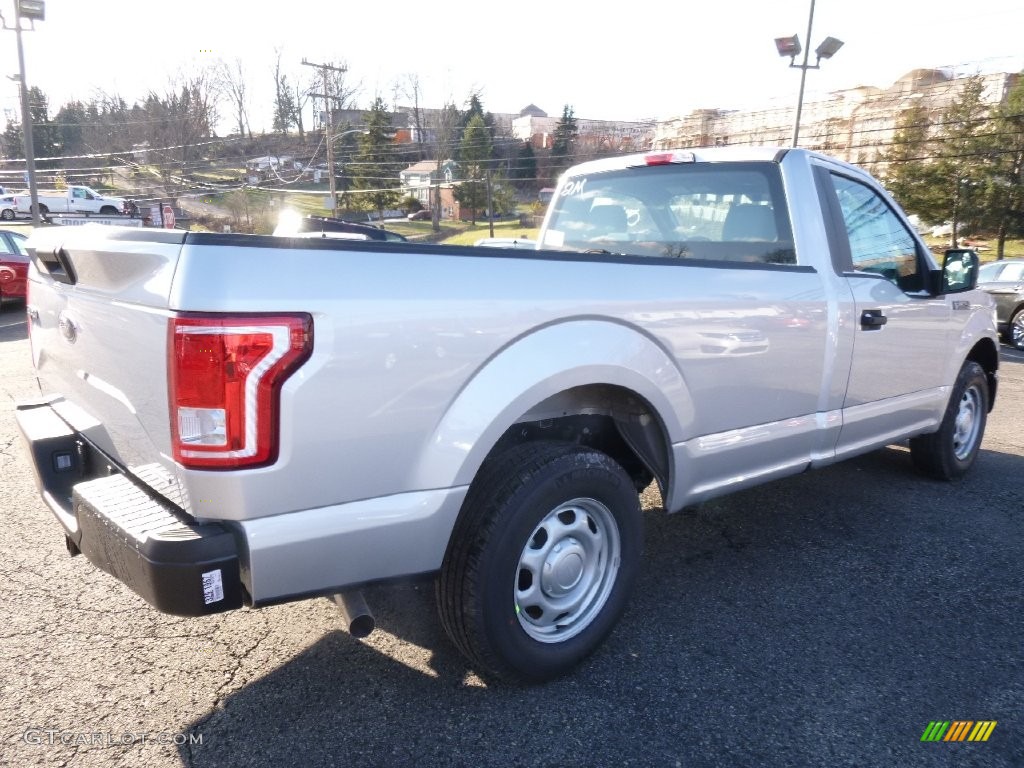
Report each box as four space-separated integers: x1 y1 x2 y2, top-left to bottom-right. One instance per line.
921 721 997 742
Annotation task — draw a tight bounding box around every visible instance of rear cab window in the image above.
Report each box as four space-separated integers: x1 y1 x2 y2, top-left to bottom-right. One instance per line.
541 161 796 265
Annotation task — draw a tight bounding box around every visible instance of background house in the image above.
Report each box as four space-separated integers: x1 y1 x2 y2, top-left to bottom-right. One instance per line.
399 159 458 210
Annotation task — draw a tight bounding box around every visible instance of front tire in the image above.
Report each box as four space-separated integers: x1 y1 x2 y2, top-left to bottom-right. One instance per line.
437 441 643 683
100 205 118 215
910 361 988 479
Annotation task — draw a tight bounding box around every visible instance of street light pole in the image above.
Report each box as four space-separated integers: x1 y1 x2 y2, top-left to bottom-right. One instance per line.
791 0 817 147
774 0 843 148
2 0 45 227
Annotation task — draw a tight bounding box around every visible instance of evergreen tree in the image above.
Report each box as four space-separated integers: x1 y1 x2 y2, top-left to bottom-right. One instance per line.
511 141 538 191
550 104 579 182
458 92 495 144
985 72 1024 258
54 101 87 157
26 86 60 165
273 74 296 134
454 113 492 224
932 75 992 245
2 120 23 160
881 103 942 222
354 97 400 222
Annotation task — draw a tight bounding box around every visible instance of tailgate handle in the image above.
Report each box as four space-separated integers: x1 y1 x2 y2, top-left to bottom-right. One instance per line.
35 247 77 286
860 309 887 330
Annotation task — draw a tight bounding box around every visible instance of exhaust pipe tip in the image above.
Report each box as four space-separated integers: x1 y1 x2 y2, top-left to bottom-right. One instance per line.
332 590 375 639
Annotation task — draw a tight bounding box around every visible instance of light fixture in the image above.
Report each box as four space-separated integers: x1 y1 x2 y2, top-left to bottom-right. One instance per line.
775 35 802 60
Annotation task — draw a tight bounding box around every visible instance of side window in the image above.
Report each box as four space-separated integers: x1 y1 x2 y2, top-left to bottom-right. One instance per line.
829 174 923 292
73 188 86 199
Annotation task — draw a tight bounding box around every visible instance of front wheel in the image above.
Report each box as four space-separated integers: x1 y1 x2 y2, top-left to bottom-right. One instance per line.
99 205 119 215
910 361 989 480
437 441 643 683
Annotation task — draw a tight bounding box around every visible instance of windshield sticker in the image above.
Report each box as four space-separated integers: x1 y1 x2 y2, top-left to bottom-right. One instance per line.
561 179 587 197
543 229 565 247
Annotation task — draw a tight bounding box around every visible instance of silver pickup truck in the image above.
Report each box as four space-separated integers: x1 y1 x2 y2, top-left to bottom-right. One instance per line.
16 147 999 683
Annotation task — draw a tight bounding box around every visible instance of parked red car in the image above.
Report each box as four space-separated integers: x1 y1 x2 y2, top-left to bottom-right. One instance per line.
0 229 29 306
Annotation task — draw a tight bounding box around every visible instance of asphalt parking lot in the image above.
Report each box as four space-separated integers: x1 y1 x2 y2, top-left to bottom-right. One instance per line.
1 305 1021 768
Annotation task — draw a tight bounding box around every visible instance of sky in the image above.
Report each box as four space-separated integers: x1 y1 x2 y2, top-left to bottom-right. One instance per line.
1 0 1022 137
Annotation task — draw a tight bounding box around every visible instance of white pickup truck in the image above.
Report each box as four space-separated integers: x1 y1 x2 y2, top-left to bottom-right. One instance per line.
14 185 127 217
16 147 999 683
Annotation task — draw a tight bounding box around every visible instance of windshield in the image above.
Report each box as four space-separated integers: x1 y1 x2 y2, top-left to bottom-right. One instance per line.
542 161 795 265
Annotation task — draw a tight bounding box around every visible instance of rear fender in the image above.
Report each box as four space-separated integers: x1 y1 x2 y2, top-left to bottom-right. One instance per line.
410 319 691 497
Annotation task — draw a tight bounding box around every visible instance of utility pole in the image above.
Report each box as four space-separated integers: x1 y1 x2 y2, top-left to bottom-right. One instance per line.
302 59 347 214
2 0 46 227
486 170 494 238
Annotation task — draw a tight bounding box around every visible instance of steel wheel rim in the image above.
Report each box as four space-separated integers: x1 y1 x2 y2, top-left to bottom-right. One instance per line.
952 383 983 461
514 497 621 644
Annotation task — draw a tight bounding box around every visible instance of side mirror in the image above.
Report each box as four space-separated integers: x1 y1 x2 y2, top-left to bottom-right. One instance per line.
931 248 979 294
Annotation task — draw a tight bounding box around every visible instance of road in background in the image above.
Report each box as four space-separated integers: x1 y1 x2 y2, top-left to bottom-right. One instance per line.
1 305 1021 767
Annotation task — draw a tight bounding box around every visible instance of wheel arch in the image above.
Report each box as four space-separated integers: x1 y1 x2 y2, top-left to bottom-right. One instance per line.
964 336 999 411
411 319 690 502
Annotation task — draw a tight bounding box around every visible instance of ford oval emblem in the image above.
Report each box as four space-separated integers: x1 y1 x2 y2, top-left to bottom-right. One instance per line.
58 312 78 343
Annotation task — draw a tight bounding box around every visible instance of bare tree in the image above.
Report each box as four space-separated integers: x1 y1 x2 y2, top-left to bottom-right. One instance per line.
430 102 460 232
294 81 309 142
144 66 221 167
214 57 251 139
398 73 427 160
324 64 360 110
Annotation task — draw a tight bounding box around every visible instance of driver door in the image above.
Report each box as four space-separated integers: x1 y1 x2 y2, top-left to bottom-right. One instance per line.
820 169 952 455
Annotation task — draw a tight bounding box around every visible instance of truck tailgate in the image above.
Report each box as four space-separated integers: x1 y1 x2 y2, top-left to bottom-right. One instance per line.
25 226 188 503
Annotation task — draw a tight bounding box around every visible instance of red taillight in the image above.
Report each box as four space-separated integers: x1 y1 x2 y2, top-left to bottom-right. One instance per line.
169 313 313 469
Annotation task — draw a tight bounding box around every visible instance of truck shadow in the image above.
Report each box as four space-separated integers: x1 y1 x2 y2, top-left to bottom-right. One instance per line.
175 445 1023 767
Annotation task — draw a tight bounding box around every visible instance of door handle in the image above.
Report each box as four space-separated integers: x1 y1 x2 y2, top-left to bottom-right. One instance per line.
861 309 888 330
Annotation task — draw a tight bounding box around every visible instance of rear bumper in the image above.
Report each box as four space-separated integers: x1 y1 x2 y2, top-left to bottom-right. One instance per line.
15 398 245 616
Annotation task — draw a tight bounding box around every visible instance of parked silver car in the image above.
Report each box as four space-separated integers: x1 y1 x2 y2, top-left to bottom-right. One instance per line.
977 258 1024 349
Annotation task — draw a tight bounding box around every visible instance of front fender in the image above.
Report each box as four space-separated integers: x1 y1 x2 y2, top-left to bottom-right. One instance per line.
410 318 692 493
944 292 1000 396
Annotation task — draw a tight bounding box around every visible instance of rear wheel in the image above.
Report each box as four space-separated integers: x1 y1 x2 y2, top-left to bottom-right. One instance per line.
1008 308 1024 350
0 208 13 221
33 203 49 216
910 361 988 479
437 441 643 683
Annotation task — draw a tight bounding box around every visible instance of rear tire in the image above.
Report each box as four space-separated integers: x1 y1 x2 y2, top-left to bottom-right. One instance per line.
1008 308 1024 350
0 208 13 221
910 361 988 480
437 441 643 683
